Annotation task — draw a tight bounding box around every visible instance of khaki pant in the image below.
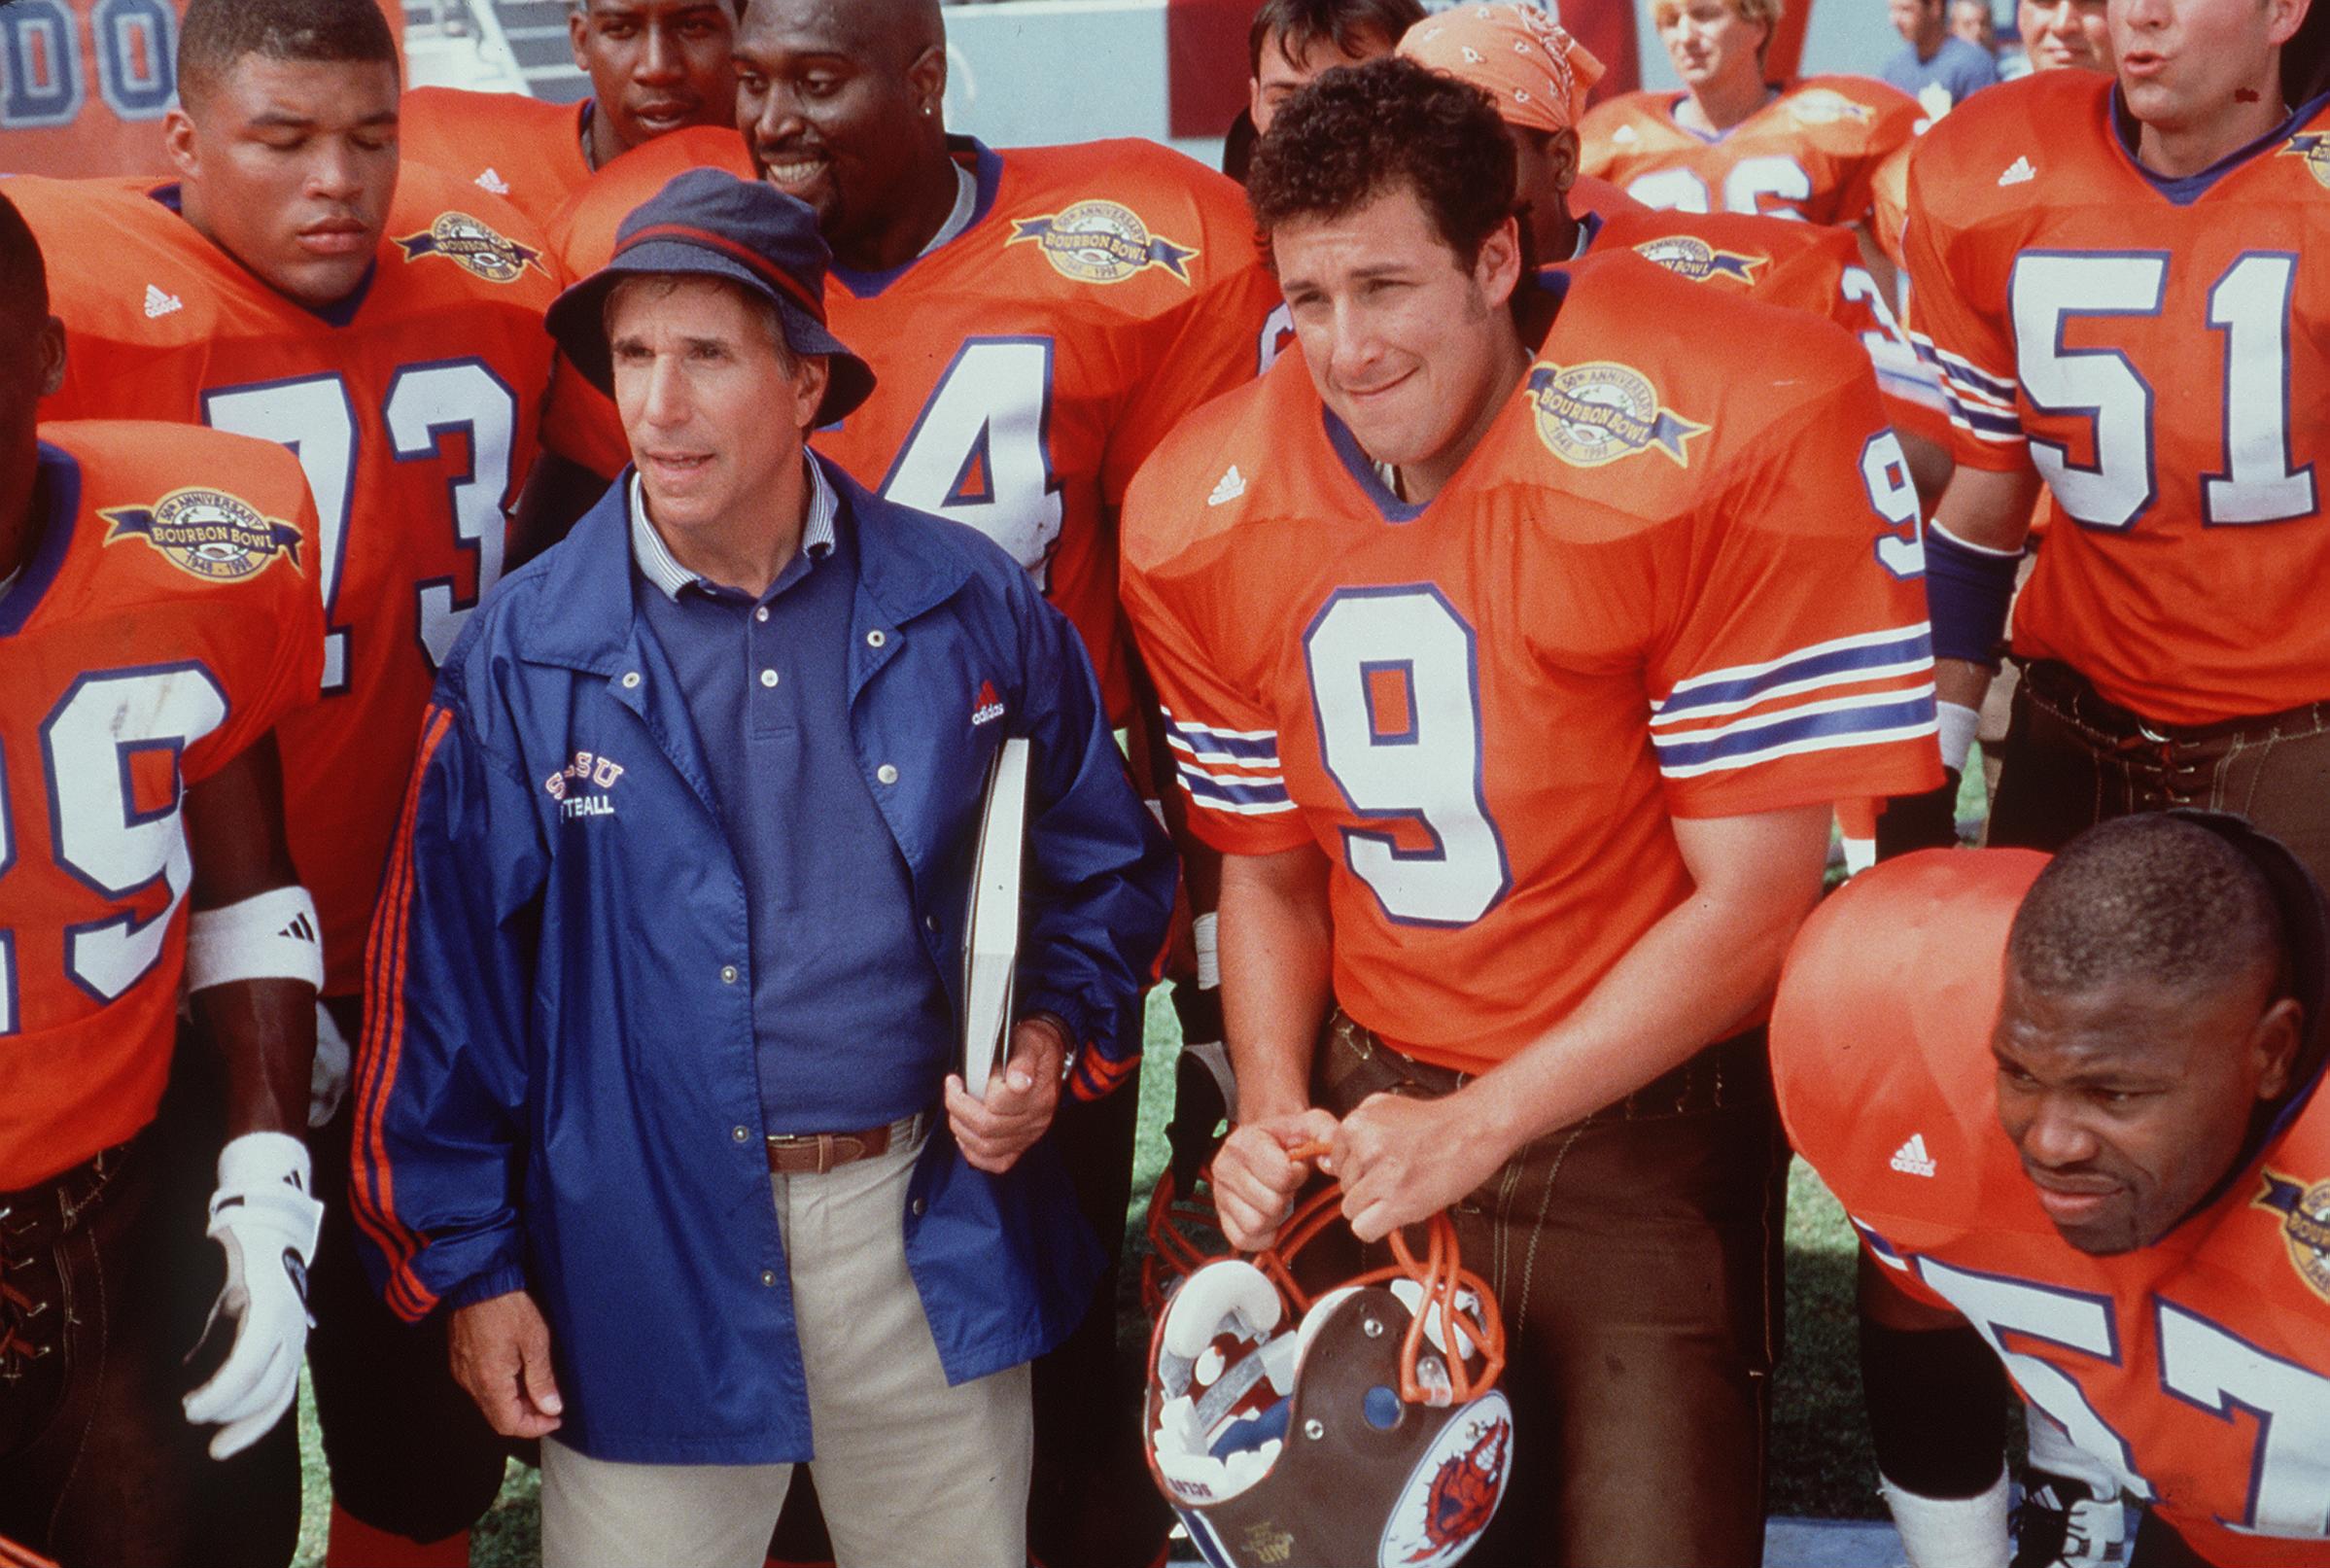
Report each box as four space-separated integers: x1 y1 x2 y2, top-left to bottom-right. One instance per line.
540 1128 1032 1568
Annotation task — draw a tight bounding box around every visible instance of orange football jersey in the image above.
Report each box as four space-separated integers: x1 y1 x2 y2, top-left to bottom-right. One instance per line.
0 422 323 1185
17 166 560 995
546 136 1279 721
1904 74 2330 726
1775 850 2330 1567
1579 77 1924 228
398 87 595 227
1120 256 1943 1073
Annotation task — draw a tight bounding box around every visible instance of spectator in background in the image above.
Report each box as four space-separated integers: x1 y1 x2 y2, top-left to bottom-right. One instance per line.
1950 0 1998 51
1223 0 1426 180
2015 0 2111 71
1883 0 2000 111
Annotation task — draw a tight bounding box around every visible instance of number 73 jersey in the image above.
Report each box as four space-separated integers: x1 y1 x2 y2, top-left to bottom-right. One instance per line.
1904 73 2330 726
1773 851 2330 1566
16 168 558 994
1120 255 1943 1075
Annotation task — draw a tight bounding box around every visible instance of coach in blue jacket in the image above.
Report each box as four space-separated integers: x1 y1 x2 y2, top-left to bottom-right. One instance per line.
350 172 1173 1568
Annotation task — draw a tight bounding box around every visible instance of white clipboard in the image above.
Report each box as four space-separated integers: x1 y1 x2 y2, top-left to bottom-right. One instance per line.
961 738 1030 1098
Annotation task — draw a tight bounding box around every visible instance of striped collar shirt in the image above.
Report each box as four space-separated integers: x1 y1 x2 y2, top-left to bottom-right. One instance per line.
628 457 838 602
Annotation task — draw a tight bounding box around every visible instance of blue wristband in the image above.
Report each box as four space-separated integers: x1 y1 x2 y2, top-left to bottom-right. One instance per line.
1923 524 2022 665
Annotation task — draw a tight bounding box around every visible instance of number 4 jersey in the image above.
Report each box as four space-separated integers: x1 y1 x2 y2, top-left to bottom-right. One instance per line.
16 167 560 994
1120 254 1943 1073
1773 850 2330 1565
1904 73 2330 725
1 422 323 1186
542 133 1280 724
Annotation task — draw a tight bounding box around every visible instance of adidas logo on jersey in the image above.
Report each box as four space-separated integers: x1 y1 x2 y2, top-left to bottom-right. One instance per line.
1890 1133 1937 1178
1208 466 1247 506
1612 123 1639 144
474 167 511 194
972 679 1007 726
144 284 183 319
1998 157 2036 187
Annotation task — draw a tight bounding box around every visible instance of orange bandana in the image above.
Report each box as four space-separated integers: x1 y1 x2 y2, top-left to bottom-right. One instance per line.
1397 3 1606 132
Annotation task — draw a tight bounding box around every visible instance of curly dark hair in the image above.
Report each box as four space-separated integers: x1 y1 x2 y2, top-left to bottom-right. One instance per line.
1246 55 1517 269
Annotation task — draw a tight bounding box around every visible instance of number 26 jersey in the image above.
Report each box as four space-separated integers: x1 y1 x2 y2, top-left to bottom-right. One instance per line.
1121 255 1943 1075
17 168 559 994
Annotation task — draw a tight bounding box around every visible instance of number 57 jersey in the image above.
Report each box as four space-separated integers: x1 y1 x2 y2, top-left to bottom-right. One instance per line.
17 169 559 995
1774 851 2330 1566
1120 255 1943 1076
1904 72 2330 726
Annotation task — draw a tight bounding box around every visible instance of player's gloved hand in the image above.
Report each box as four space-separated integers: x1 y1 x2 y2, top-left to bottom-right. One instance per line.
309 1000 353 1130
2011 1411 2129 1568
1165 987 1234 1191
2011 1472 2128 1568
185 1131 324 1459
1876 768 1964 860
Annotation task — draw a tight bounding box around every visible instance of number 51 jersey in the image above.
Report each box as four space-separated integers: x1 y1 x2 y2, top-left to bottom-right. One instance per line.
1773 851 2330 1566
1120 254 1943 1075
17 167 560 995
0 422 323 1187
1904 72 2330 727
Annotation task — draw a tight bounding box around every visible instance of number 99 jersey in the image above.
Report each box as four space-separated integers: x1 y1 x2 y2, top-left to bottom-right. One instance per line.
15 167 559 995
1119 255 1943 1075
1577 76 1923 229
1772 850 2330 1566
1903 73 2330 727
0 422 323 1187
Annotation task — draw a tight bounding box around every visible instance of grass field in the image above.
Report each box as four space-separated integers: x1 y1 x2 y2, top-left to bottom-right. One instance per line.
287 986 1889 1565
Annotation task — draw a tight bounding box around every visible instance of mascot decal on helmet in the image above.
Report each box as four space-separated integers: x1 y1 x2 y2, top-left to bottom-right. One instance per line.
1142 1171 1512 1568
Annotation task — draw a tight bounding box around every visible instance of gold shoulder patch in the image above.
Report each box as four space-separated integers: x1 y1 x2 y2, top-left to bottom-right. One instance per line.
2258 1169 2330 1303
1527 360 1708 469
393 211 547 284
1008 200 1197 286
101 488 304 582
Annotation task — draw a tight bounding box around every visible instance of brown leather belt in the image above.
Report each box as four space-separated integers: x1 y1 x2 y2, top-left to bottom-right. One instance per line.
765 1112 924 1175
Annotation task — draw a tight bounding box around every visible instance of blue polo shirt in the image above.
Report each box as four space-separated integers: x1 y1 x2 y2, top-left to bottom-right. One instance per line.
1880 35 2000 110
629 464 954 1133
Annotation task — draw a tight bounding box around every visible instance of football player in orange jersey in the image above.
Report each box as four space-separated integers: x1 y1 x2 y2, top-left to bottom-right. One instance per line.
1895 0 2330 884
1224 0 1428 181
15 3 563 1563
400 0 742 226
0 192 327 1568
1773 813 2330 1568
1121 58 1942 1565
1578 0 1924 232
721 2 1283 1562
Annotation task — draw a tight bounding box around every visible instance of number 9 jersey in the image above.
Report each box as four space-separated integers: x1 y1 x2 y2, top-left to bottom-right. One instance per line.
14 168 560 996
0 422 323 1187
1773 850 2330 1566
1903 72 2330 726
1120 255 1943 1075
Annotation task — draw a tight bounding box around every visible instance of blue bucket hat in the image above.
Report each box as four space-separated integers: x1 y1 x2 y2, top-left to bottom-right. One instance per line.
544 168 876 427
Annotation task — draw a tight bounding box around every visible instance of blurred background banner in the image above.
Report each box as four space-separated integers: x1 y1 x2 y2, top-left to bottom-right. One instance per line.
0 0 404 177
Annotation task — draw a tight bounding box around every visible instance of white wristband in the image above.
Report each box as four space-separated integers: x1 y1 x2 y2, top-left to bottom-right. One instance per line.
185 887 324 994
1193 912 1220 991
209 1131 324 1261
1881 1465 2010 1568
1937 700 1982 776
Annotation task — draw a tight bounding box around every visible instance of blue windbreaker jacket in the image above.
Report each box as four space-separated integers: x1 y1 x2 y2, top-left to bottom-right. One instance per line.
350 463 1174 1462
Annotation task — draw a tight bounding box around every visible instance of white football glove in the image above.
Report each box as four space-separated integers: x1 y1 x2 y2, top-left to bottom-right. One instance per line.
310 1001 353 1130
184 1132 324 1460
